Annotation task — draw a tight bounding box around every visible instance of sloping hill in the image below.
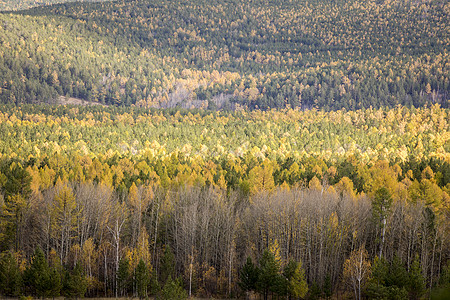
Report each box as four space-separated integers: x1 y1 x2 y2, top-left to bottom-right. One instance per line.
0 0 109 11
0 0 448 109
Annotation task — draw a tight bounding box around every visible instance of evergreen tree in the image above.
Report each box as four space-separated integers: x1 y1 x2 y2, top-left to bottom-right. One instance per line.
372 187 393 258
63 263 87 298
323 274 332 299
47 266 62 298
160 245 175 285
0 161 31 251
24 247 50 297
366 256 408 299
408 256 425 300
0 251 22 296
239 257 259 297
160 275 187 300
150 268 161 296
117 257 130 296
257 249 282 300
135 259 150 299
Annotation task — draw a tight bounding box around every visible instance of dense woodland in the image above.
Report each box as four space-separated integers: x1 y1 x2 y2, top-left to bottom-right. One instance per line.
0 0 449 299
0 0 448 109
0 104 448 298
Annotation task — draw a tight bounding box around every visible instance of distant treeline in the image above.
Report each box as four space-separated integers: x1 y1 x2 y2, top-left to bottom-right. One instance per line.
0 0 448 109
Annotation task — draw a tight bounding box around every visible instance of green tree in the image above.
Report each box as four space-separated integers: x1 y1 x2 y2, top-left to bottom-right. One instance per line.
239 257 259 298
366 256 408 299
1 161 32 199
24 247 50 297
47 266 62 298
151 268 161 296
0 251 22 296
409 256 425 300
257 249 282 300
0 161 31 252
117 257 130 297
160 275 187 300
160 245 175 285
135 259 150 299
63 263 87 298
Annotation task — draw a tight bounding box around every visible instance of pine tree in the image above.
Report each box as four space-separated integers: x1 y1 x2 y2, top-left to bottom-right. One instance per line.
24 247 50 297
0 251 22 296
408 256 425 300
160 245 175 285
257 249 282 300
372 187 392 258
63 263 87 298
239 257 259 298
161 275 187 300
135 259 150 299
117 257 130 297
47 266 62 298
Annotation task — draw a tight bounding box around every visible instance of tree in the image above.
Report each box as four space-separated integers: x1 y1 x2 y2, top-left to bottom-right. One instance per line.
239 257 259 298
0 161 31 252
0 251 22 296
408 256 425 300
117 257 130 297
366 256 409 299
1 194 27 252
160 245 175 285
257 249 283 300
52 182 78 263
161 275 187 300
47 266 62 299
24 247 50 298
287 260 308 299
372 187 392 259
343 246 371 300
135 259 150 299
62 263 87 299
107 201 127 298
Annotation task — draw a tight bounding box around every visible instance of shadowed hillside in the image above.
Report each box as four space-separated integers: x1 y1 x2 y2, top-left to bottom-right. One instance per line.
0 0 448 109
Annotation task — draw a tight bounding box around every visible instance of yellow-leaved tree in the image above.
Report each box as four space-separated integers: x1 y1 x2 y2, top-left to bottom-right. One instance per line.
343 245 371 300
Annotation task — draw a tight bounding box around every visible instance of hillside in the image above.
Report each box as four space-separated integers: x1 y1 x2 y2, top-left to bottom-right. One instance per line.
0 0 109 11
0 0 449 109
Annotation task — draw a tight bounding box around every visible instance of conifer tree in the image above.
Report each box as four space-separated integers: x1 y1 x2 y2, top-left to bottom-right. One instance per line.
161 275 187 300
24 247 50 298
160 245 175 285
257 249 282 300
63 263 87 298
0 251 22 296
117 257 130 297
239 257 259 298
135 259 150 299
409 256 425 300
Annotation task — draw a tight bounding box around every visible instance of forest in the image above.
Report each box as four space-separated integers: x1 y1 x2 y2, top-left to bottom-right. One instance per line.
0 0 448 109
0 0 449 299
0 104 449 298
